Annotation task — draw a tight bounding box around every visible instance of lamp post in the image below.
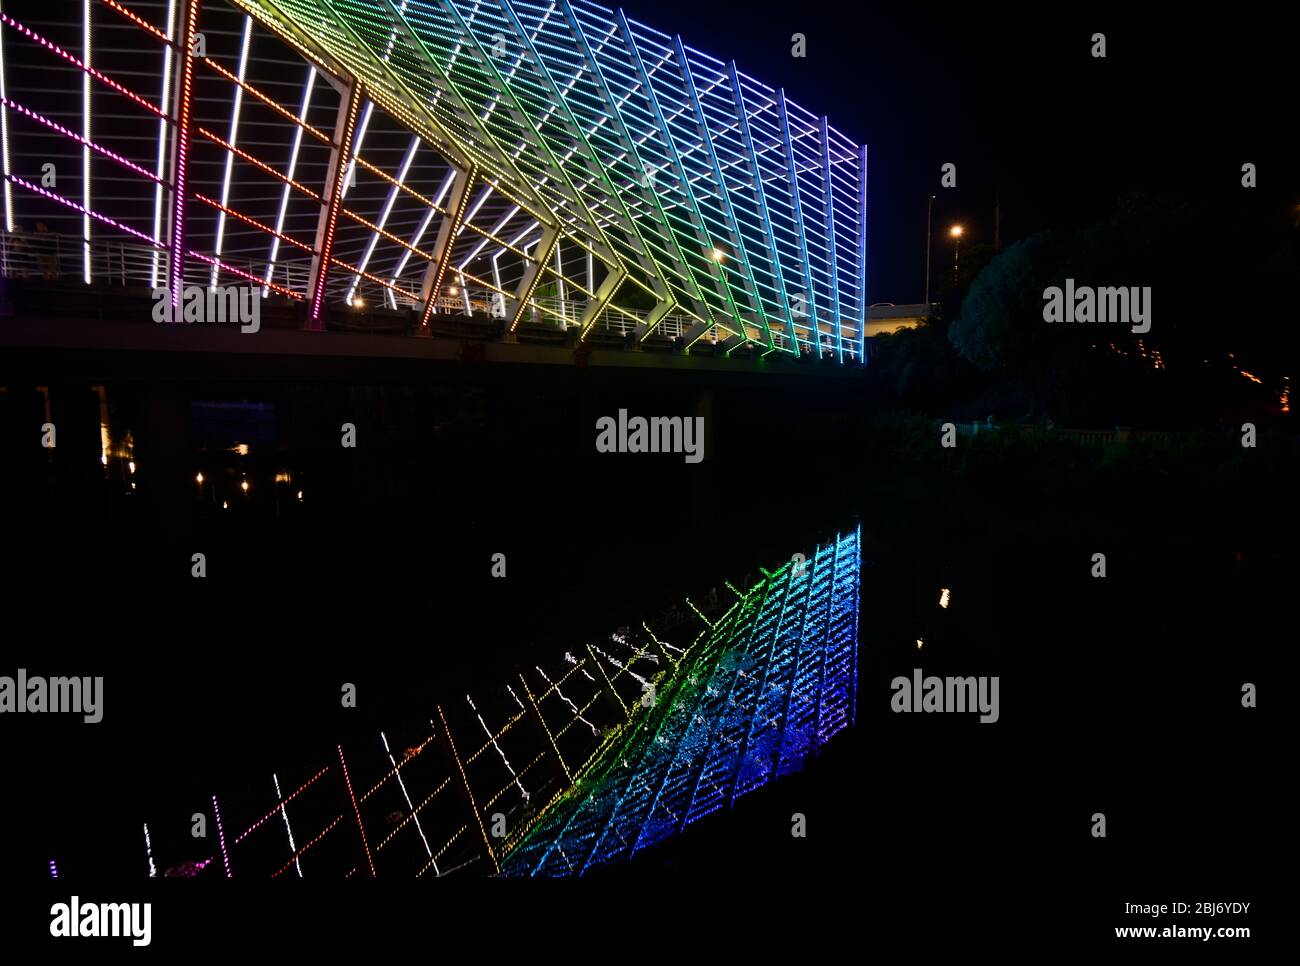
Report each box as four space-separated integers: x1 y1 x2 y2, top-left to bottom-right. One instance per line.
949 224 964 280
924 194 935 305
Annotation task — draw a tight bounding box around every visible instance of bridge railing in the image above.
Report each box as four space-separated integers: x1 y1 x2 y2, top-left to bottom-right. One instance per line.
2 232 863 361
1 230 166 288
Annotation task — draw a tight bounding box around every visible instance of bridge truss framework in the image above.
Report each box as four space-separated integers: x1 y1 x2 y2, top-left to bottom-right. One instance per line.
0 0 867 361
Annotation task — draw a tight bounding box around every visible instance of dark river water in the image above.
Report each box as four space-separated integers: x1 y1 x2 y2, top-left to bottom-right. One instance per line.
0 376 1282 939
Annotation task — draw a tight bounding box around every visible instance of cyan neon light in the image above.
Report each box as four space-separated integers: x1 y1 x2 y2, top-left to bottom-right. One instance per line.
674 34 770 352
729 62 797 354
858 144 868 363
822 117 841 362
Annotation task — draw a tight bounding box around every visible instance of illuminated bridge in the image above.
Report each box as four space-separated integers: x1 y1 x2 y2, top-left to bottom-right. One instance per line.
0 0 867 366
130 528 859 877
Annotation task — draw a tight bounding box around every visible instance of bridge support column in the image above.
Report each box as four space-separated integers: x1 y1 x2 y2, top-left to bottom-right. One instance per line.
164 0 202 316
682 318 715 352
577 266 626 339
306 79 363 330
435 705 499 874
507 224 559 332
418 165 476 332
586 645 630 723
633 298 674 341
517 673 572 784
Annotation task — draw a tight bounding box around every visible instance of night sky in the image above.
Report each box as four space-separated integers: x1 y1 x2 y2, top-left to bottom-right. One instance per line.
621 1 1297 303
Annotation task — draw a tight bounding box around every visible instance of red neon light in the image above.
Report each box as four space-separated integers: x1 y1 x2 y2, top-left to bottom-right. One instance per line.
201 57 331 146
353 156 444 212
169 0 201 310
197 127 321 201
421 169 477 328
233 766 330 845
310 86 362 324
338 745 376 878
328 255 421 305
194 192 312 253
342 208 432 261
271 815 341 879
188 251 303 300
100 0 170 45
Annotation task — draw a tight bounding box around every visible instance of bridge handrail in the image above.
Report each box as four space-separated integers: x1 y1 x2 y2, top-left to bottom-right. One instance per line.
1 232 863 360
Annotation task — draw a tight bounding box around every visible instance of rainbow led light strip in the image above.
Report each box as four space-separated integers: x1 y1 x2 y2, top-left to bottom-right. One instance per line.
126 527 858 878
2 0 864 359
502 526 860 874
225 0 866 358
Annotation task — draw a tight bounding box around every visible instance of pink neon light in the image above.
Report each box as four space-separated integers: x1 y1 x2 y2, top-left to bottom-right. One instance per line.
8 174 162 247
2 96 164 185
212 794 232 878
0 13 167 120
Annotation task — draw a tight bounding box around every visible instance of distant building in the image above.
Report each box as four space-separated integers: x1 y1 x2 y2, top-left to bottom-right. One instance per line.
865 303 933 337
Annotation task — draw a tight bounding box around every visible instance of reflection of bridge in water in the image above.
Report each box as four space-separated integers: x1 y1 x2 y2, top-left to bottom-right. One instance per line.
0 0 868 369
144 527 859 878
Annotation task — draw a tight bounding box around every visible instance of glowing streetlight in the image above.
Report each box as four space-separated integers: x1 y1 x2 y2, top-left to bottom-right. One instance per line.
949 225 964 278
195 472 204 485
710 248 725 262
240 480 249 493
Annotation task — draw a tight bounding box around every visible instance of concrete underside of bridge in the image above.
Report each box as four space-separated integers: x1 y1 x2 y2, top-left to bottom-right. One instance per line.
0 316 864 388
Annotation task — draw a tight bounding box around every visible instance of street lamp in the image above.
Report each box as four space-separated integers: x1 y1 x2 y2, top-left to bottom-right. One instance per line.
924 195 935 305
949 224 964 278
